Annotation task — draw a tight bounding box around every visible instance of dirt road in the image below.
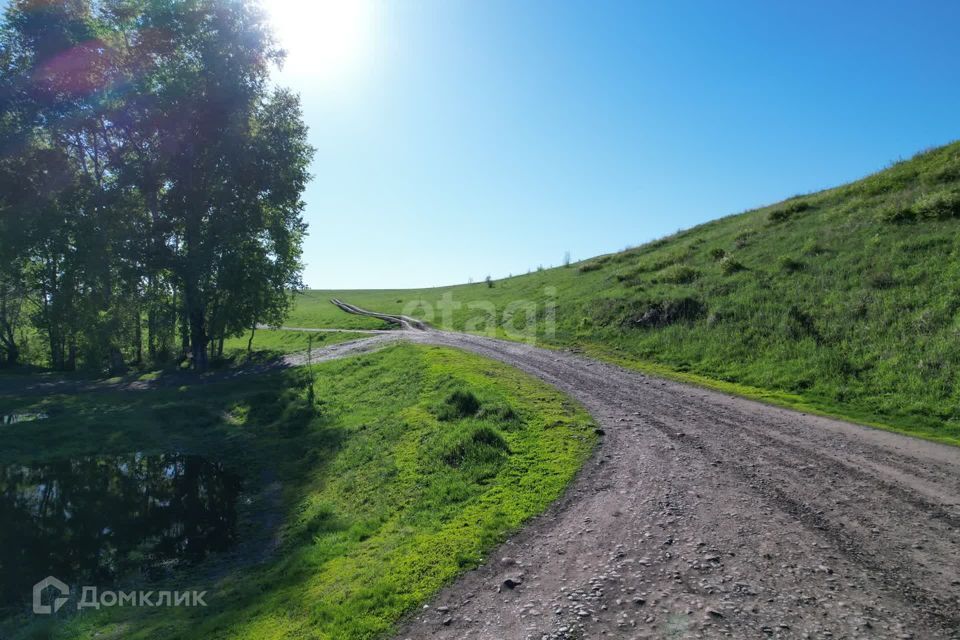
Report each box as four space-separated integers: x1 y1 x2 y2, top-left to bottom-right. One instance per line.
7 314 958 638
374 329 960 639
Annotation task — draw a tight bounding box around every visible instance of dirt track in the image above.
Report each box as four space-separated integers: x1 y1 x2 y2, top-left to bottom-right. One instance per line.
370 328 960 640
7 319 959 638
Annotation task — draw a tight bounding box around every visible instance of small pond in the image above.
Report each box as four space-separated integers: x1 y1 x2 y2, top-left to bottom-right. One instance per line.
1 412 48 425
0 453 242 613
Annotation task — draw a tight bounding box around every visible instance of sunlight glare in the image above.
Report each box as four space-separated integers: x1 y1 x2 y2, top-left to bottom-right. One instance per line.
263 0 375 83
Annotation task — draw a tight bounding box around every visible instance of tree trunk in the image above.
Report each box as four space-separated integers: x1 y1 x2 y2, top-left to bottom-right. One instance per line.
109 346 127 375
183 210 207 370
147 278 157 361
0 319 17 367
134 306 143 366
185 276 208 370
179 305 190 362
5 342 18 367
246 325 256 356
190 307 208 371
147 305 157 360
48 329 63 370
66 336 77 371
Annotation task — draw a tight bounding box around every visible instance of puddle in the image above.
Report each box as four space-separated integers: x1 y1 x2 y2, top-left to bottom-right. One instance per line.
1 412 48 424
0 453 242 612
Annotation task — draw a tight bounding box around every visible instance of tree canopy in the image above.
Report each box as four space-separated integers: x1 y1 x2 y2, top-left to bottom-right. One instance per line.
0 0 313 371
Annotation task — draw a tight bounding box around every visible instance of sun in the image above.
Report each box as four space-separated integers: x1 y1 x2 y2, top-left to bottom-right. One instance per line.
263 0 375 83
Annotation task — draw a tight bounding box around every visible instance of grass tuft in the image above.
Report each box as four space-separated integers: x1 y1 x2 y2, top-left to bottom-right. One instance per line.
435 389 481 420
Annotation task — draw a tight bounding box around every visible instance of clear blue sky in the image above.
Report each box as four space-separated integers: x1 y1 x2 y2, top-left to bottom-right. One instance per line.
277 0 960 289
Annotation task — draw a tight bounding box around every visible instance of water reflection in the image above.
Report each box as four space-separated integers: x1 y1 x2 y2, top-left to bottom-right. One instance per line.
0 453 241 612
1 412 48 424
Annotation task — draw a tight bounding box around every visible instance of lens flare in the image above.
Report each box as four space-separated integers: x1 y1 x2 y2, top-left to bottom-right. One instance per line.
263 0 375 83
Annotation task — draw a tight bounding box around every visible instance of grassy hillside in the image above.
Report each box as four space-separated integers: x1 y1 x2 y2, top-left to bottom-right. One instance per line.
2 344 595 639
292 141 960 444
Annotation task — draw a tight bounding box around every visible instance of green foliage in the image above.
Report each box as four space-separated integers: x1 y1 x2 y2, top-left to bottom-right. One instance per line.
913 188 960 219
657 264 701 284
578 261 604 273
878 203 916 223
0 0 313 372
734 230 756 248
625 297 706 329
768 199 812 223
1 344 596 639
720 255 746 274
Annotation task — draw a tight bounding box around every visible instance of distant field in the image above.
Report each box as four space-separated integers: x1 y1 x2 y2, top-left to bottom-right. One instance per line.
285 291 395 330
221 327 370 360
295 141 960 445
3 344 595 639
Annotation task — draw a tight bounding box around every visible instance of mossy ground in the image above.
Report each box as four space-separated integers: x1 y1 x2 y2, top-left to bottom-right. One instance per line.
1 344 595 639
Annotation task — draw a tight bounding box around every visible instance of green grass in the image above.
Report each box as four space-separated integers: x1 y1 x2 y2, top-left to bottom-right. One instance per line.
0 330 370 393
292 141 960 446
221 328 372 360
286 292 394 331
1 343 595 639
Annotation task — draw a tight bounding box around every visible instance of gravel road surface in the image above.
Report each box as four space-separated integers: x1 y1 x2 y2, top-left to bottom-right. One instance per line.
388 329 960 640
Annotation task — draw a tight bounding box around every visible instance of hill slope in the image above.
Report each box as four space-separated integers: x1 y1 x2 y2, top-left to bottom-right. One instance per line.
293 141 960 443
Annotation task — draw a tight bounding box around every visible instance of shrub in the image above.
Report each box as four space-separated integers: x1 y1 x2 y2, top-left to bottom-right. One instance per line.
625 297 706 329
658 264 701 284
615 268 648 287
931 153 960 183
578 261 603 273
878 204 916 224
769 200 811 223
913 189 960 219
720 256 746 274
734 231 756 248
709 247 726 261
